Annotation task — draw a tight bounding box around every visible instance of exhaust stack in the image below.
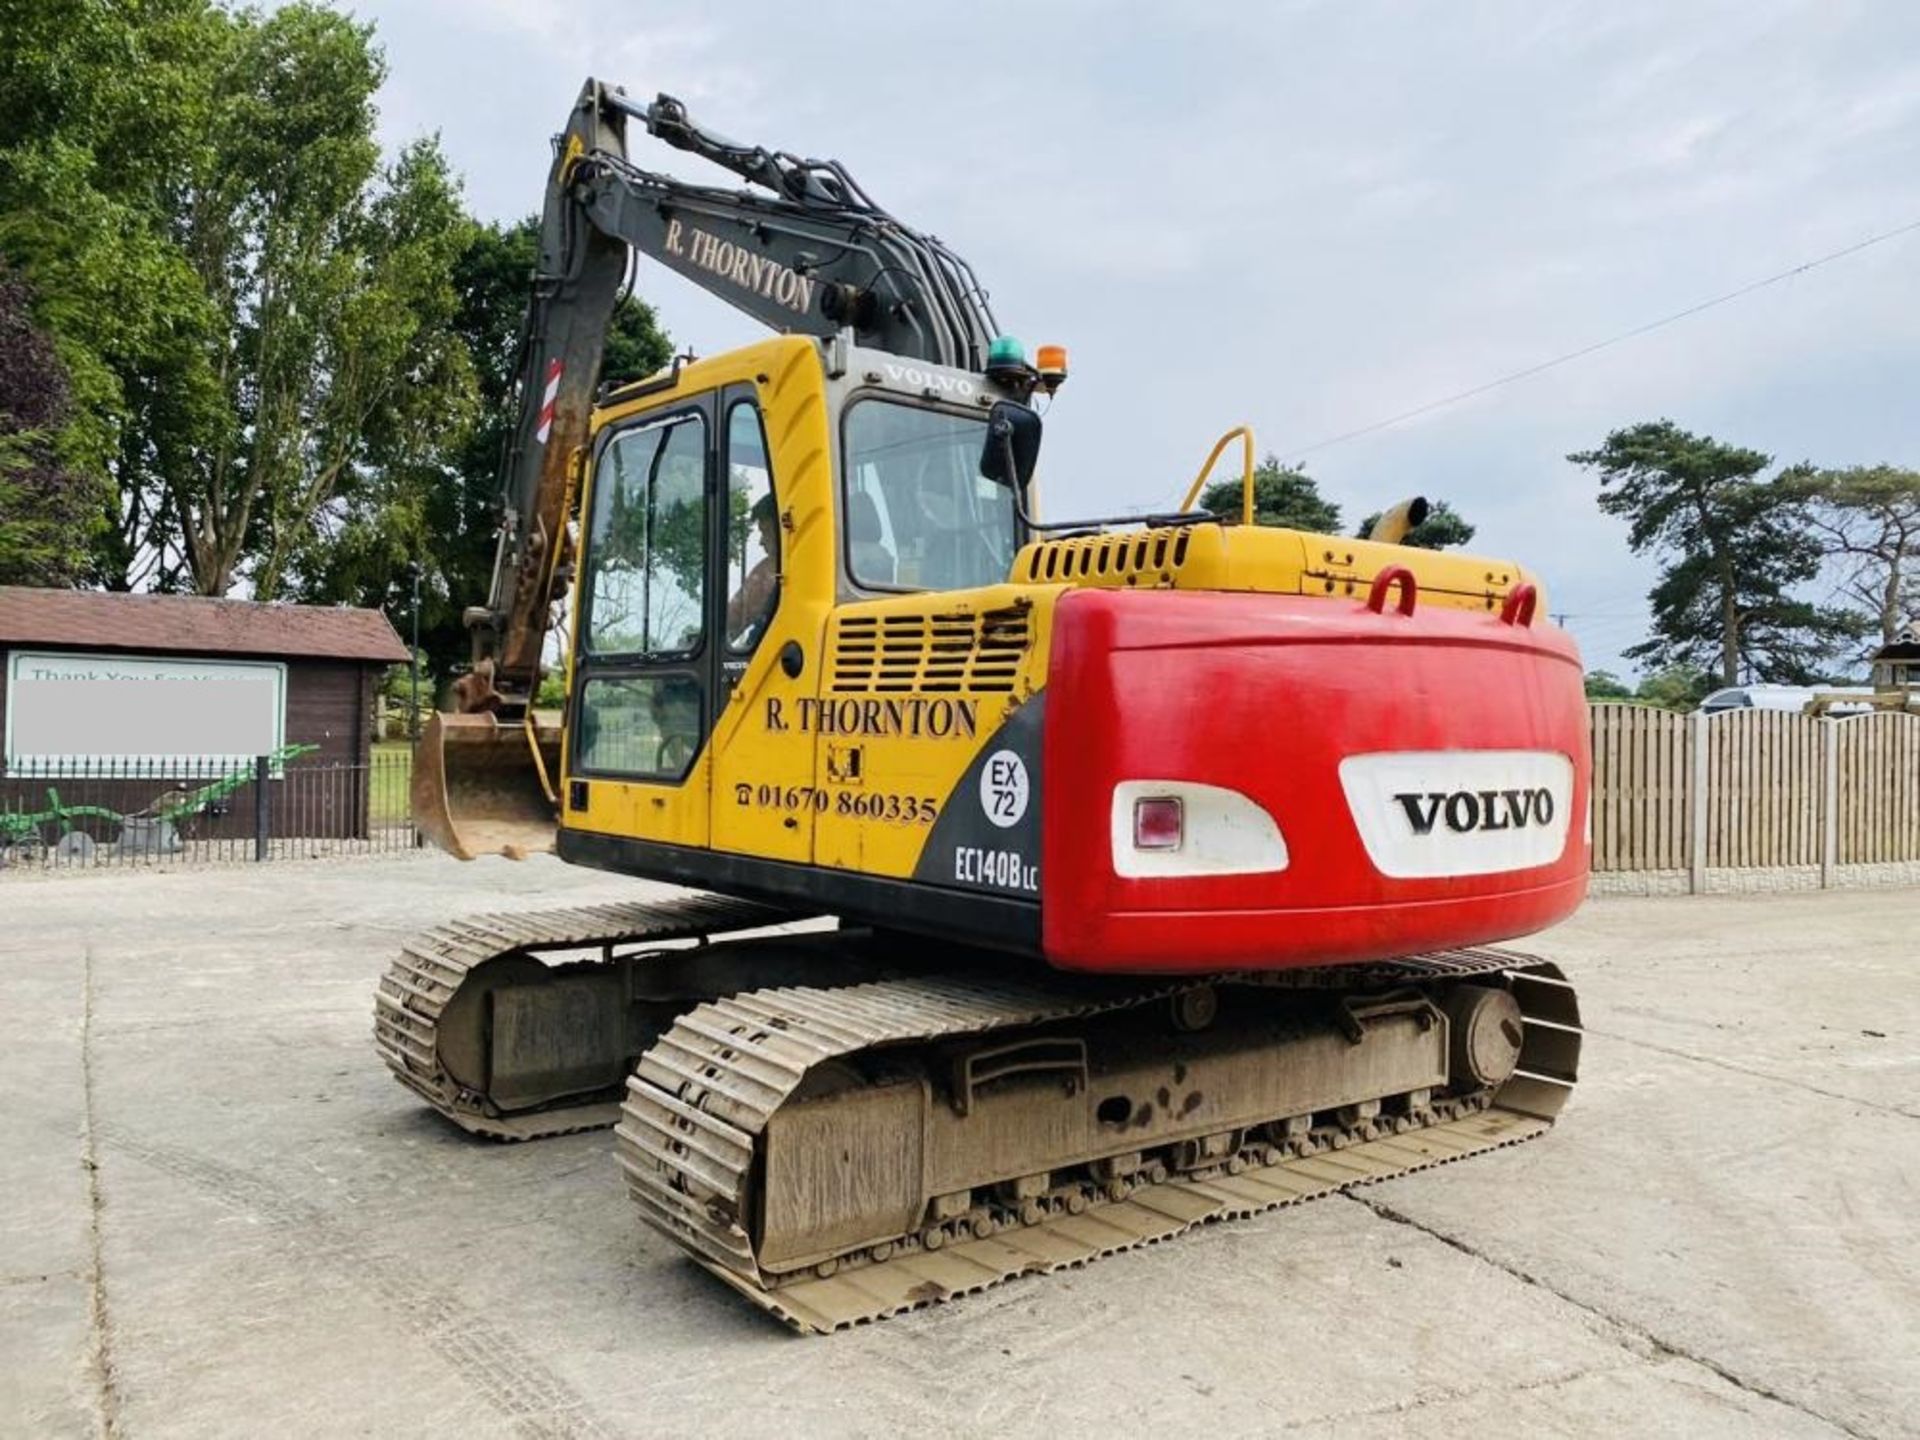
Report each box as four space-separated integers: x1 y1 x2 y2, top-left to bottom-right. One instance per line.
1366 496 1430 546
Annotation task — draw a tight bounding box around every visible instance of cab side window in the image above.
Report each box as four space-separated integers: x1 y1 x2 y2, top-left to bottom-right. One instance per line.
723 401 780 653
841 399 1015 592
573 672 702 778
583 413 708 657
576 411 708 780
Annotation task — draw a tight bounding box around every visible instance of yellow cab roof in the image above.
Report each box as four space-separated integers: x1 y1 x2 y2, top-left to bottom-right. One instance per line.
591 335 818 431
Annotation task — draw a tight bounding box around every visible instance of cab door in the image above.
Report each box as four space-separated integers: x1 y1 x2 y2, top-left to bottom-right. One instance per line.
708 383 814 865
566 397 718 848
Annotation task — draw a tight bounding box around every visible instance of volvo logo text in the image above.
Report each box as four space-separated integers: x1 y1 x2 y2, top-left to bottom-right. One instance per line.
1343 751 1574 879
881 362 976 398
1393 788 1556 836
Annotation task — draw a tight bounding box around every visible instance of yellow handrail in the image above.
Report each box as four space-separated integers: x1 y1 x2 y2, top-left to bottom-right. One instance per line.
1177 425 1256 523
524 707 559 807
522 449 583 811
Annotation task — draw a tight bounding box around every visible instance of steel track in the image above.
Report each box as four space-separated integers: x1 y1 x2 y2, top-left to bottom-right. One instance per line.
373 894 794 1140
615 950 1581 1332
373 902 1580 1330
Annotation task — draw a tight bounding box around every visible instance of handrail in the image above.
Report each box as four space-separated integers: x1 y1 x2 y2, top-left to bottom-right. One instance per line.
1177 425 1257 524
524 708 559 808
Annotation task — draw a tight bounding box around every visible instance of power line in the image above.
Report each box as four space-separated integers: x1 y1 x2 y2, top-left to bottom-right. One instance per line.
1560 614 1650 634
1280 215 1920 463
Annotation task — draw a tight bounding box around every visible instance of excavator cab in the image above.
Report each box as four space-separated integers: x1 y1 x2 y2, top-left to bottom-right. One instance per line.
417 343 820 863
413 76 1023 865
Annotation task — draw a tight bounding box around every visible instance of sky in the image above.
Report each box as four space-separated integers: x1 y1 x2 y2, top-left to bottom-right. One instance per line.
349 0 1920 677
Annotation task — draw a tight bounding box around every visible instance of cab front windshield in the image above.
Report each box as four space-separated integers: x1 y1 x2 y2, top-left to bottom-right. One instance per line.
842 399 1018 591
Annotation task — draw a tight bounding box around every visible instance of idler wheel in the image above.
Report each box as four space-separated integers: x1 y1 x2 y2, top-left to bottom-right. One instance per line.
1444 985 1526 1089
1170 986 1218 1033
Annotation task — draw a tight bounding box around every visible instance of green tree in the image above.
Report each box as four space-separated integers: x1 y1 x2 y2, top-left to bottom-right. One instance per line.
2 2 669 664
0 262 106 584
302 216 671 680
1355 499 1477 549
0 0 230 588
1570 421 1864 686
378 645 436 737
163 7 480 599
1635 663 1713 710
258 132 479 599
0 3 485 599
1583 669 1634 700
1199 455 1340 532
1784 464 1920 647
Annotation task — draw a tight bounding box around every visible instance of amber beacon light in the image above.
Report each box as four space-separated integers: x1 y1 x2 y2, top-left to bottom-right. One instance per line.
1035 343 1069 394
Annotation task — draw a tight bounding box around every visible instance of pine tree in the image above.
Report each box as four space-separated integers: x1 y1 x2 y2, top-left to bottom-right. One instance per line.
1570 420 1864 685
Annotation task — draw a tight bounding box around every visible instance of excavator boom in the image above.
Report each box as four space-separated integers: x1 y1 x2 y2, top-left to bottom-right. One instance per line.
478 79 998 703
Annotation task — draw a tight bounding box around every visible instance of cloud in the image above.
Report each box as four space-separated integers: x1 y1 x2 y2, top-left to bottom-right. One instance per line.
346 0 1920 675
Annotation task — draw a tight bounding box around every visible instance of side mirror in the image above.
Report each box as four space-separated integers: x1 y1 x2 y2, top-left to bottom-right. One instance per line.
980 400 1042 492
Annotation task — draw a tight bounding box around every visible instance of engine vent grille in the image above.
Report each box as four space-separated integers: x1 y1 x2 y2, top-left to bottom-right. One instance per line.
1019 526 1193 586
830 604 1031 693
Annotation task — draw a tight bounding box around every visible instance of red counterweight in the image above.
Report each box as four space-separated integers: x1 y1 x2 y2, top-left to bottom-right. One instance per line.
1041 585 1590 973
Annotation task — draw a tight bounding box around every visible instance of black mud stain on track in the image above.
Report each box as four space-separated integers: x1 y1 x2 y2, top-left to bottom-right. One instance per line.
95 1125 620 1440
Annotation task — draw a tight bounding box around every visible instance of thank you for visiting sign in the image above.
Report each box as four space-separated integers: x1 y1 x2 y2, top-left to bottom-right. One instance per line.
4 651 287 775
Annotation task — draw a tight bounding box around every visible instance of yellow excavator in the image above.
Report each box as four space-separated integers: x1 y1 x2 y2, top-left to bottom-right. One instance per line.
378 80 1587 1332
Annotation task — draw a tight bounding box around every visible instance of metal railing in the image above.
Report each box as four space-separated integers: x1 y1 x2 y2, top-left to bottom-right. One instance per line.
0 749 417 871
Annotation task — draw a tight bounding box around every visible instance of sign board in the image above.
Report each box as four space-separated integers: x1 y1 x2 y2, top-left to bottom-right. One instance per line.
4 651 287 776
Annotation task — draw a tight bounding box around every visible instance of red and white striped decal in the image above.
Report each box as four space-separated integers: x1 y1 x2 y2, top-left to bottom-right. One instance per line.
534 358 563 444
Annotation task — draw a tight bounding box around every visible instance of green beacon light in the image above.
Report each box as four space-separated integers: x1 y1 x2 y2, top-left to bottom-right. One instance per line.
985 334 1037 397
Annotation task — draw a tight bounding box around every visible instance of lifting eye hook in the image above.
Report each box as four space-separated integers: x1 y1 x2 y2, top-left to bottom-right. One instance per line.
1499 583 1539 627
1366 565 1418 617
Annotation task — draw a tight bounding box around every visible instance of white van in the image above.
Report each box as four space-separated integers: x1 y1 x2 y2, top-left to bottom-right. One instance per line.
1699 683 1874 714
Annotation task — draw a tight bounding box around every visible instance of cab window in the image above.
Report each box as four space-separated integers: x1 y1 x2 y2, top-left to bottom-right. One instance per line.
723 401 779 653
572 673 702 779
574 410 708 782
842 399 1016 592
582 412 708 656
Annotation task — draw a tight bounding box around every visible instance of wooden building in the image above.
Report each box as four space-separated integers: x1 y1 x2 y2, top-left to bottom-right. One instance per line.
1868 622 1919 697
0 587 407 842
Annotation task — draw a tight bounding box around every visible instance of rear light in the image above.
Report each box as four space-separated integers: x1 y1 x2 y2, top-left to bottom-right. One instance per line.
1132 796 1183 851
1112 781 1288 878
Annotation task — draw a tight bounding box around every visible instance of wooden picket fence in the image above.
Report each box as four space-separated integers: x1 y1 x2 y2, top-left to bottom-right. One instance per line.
1589 703 1920 886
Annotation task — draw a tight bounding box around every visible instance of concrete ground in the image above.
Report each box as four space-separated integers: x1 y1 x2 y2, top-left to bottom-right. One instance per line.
2 859 1914 1440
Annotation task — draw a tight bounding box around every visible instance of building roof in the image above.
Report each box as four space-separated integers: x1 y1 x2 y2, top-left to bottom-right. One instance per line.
0 587 409 663
1870 621 1920 664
